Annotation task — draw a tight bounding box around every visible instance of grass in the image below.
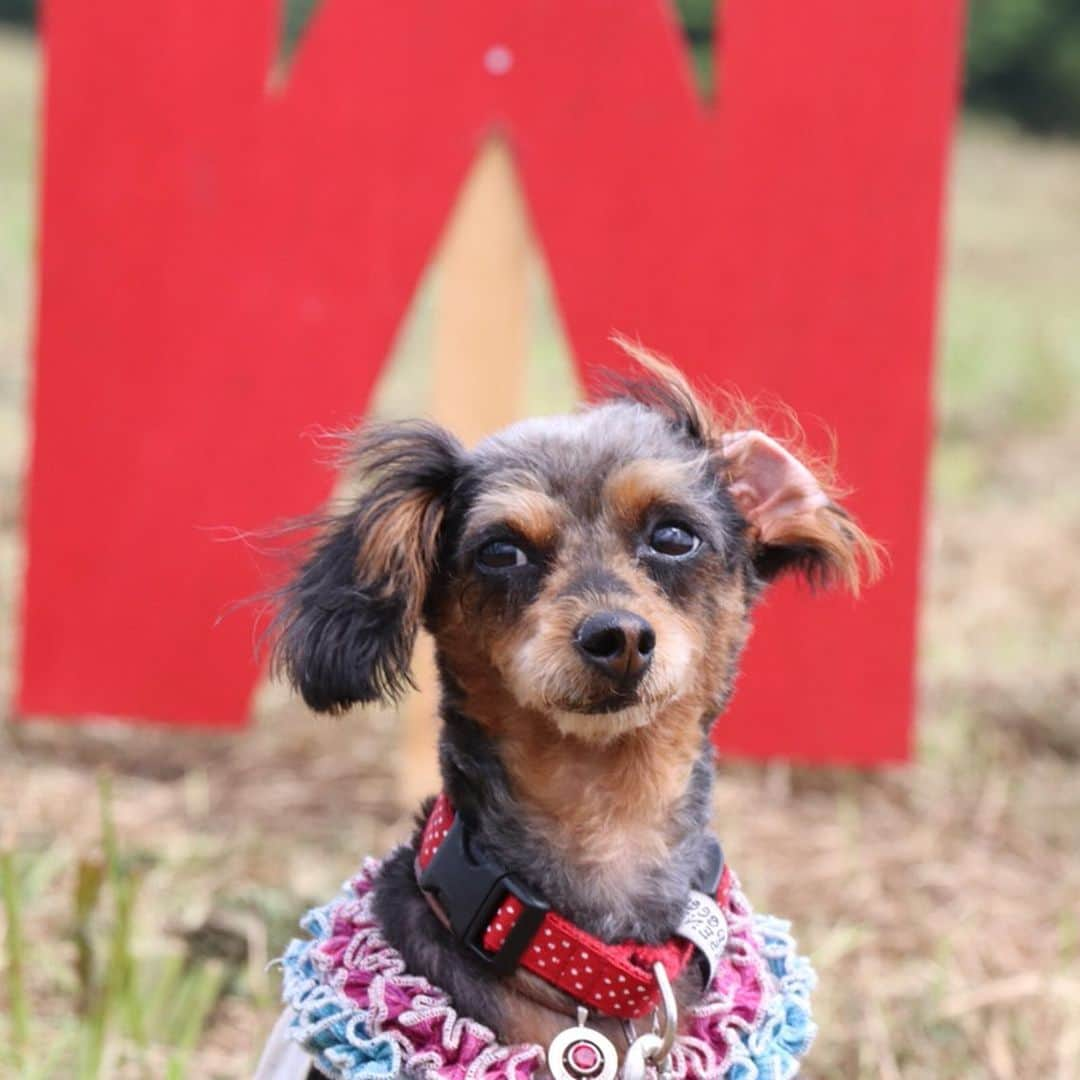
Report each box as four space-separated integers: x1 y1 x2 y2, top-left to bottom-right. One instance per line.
1 25 1079 1080
1 845 30 1063
938 120 1080 445
1 777 230 1077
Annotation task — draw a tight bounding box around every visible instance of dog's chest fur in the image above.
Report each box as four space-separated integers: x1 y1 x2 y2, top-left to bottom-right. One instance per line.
496 704 712 933
373 708 717 1048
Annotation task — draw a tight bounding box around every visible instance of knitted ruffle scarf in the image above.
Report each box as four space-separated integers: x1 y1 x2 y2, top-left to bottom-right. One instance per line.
278 855 816 1079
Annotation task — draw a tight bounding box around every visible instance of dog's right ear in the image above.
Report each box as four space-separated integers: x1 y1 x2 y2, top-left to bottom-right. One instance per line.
720 429 880 593
272 420 463 714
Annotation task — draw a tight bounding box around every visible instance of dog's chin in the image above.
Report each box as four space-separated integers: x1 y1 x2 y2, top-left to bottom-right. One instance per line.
548 701 657 744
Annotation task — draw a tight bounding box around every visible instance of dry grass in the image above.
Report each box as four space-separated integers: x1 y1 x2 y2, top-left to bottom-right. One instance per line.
1 27 1079 1078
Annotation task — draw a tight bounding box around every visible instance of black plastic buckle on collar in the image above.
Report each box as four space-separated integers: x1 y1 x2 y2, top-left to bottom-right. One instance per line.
418 815 550 976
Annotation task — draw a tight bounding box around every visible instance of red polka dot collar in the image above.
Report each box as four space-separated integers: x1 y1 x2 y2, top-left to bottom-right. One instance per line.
415 793 732 1020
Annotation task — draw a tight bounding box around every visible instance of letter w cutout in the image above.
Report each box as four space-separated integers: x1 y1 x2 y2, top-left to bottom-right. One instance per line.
19 0 962 760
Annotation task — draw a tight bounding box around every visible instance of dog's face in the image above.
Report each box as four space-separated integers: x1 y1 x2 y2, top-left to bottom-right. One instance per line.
431 405 748 743
273 352 875 748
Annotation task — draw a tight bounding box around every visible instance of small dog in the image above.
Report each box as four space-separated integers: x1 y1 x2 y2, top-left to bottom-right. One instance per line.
267 344 875 1073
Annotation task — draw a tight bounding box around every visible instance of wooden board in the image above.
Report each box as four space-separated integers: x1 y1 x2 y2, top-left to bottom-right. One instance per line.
19 1 964 762
402 138 529 803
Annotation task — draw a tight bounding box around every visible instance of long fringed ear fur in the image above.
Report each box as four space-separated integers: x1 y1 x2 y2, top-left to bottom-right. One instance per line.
271 420 463 713
610 334 881 594
719 429 880 593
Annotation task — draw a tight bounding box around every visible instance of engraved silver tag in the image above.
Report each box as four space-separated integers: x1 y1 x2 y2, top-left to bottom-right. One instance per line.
677 890 728 987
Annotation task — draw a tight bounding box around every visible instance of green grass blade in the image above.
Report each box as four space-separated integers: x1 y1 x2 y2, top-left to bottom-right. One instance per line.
164 960 228 1079
23 1022 79 1080
73 858 105 1017
78 991 108 1080
97 773 146 1048
1 847 30 1063
175 960 228 1052
143 951 186 1043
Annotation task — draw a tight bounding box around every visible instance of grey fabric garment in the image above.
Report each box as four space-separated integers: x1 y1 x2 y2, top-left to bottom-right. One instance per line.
253 1009 315 1080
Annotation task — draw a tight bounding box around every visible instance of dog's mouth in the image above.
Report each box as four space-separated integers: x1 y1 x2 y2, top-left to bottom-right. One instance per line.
570 690 642 715
547 696 658 743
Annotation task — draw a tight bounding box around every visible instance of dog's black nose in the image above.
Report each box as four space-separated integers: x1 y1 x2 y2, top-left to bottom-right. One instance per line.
575 611 655 687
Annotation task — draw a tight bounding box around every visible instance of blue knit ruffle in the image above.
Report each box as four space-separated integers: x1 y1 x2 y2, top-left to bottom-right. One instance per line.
723 916 817 1080
280 901 406 1079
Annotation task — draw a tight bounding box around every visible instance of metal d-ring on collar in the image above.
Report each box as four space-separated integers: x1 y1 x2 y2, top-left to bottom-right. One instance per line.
619 963 678 1079
651 961 678 1061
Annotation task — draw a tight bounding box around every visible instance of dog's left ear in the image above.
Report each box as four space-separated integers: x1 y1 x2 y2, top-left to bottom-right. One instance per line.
272 421 463 714
721 430 878 593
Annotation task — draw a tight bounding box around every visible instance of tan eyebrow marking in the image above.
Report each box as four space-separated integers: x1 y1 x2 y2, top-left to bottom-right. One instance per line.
467 486 567 549
603 458 700 526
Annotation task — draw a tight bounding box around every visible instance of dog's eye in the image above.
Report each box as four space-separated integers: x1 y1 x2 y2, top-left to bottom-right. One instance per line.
648 523 700 559
477 540 529 570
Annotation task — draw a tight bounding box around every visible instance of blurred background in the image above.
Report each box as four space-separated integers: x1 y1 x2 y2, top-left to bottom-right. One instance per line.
1 2 1079 1077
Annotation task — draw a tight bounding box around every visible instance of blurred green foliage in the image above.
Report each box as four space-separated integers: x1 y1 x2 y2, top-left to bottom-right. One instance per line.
673 0 1080 135
1 0 1079 133
0 0 30 26
965 0 1080 132
674 0 716 99
280 0 321 67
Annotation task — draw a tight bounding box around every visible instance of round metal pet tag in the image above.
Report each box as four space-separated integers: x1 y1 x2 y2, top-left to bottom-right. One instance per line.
548 1008 619 1080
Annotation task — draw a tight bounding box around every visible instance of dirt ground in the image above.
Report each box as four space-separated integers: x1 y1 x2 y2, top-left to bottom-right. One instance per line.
2 27 1080 1079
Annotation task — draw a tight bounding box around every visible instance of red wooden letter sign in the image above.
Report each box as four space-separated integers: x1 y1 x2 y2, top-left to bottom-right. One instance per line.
19 1 963 761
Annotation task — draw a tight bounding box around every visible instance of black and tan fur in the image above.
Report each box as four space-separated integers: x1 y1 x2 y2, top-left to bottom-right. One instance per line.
272 346 877 1053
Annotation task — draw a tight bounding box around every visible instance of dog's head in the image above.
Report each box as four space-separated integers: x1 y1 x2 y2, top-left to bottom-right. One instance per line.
273 346 877 747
